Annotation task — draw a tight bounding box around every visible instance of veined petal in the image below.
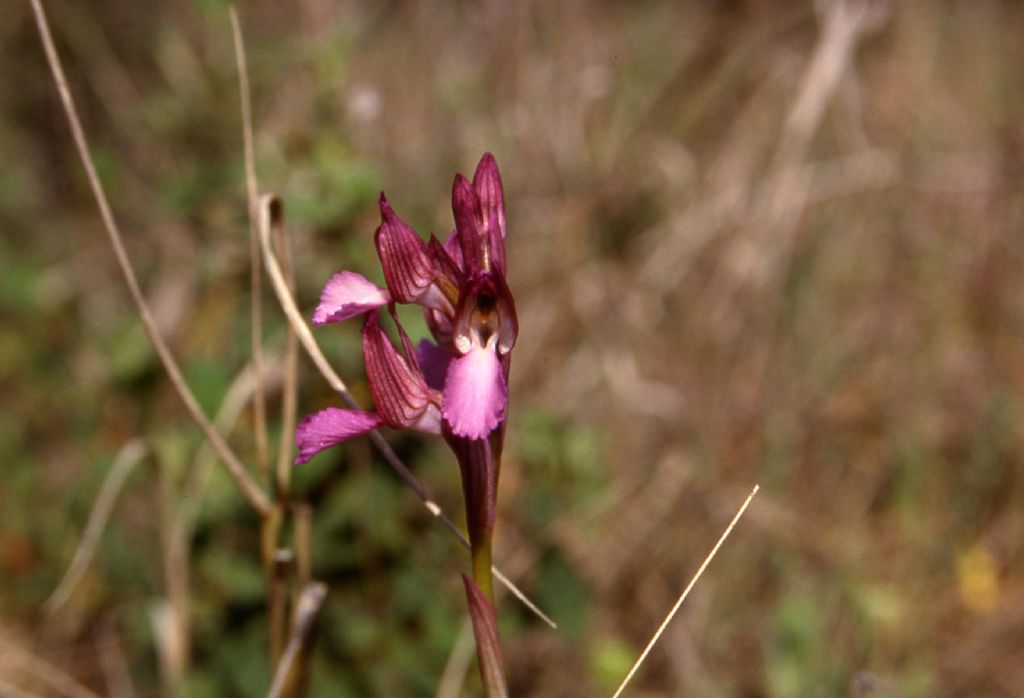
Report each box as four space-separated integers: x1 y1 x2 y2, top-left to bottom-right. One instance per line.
375 193 434 303
442 344 507 439
416 339 450 391
452 174 488 273
363 311 432 429
312 271 389 326
294 408 382 464
472 152 507 273
443 229 465 271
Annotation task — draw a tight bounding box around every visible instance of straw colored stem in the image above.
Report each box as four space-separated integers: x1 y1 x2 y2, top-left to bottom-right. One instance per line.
29 0 272 518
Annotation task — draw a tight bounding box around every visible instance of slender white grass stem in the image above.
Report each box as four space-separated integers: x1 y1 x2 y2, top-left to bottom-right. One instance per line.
29 0 272 518
611 485 759 698
256 196 557 629
44 439 148 615
230 6 270 484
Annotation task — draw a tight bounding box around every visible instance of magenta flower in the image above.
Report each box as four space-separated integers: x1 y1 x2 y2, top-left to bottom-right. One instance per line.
295 153 518 464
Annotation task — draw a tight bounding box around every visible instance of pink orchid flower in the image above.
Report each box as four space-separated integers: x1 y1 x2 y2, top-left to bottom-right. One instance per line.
296 153 517 464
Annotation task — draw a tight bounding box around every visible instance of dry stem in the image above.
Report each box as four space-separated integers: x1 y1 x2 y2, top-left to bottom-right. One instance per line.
29 0 272 518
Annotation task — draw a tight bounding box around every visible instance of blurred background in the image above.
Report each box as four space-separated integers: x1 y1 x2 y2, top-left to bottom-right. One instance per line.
2 0 1023 696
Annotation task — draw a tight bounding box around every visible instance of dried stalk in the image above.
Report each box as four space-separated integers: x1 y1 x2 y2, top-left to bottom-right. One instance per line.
29 0 272 518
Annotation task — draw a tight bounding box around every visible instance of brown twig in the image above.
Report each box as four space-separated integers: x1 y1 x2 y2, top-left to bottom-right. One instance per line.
0 637 104 698
29 0 272 518
256 196 557 629
272 214 299 499
266 583 328 698
163 359 281 684
230 5 271 484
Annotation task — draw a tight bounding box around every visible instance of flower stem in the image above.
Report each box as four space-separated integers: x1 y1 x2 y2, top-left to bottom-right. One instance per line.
471 537 495 602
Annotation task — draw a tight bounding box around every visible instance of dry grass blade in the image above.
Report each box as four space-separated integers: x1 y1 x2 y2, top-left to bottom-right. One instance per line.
28 0 273 518
162 359 281 684
434 617 476 698
230 5 270 483
0 637 103 698
611 485 759 698
256 196 557 629
45 439 148 615
0 676 41 698
266 582 328 698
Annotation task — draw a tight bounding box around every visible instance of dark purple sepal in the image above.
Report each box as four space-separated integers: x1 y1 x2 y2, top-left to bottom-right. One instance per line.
452 175 489 274
361 311 432 429
375 193 434 303
472 152 507 273
427 234 464 303
462 574 509 698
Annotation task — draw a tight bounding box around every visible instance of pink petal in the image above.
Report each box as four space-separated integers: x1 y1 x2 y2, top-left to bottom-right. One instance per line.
442 345 507 439
294 408 382 464
312 271 389 326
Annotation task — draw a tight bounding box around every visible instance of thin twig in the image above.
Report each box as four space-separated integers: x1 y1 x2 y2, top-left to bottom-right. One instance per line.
45 439 148 614
163 358 281 684
230 5 270 484
256 196 557 629
29 0 273 518
97 614 137 698
266 583 328 698
0 638 104 698
0 676 40 698
272 213 299 498
611 485 759 698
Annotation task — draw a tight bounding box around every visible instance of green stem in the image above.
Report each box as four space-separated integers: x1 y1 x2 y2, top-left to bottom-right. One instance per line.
471 537 494 602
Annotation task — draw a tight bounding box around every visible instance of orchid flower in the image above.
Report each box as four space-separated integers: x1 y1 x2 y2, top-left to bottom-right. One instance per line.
295 151 517 461
297 153 517 697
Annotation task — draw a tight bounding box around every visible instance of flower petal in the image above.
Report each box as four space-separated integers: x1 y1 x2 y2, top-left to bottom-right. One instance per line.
416 339 450 391
363 311 432 428
442 344 507 439
375 193 435 303
472 152 507 273
452 174 488 274
294 408 382 464
312 271 389 326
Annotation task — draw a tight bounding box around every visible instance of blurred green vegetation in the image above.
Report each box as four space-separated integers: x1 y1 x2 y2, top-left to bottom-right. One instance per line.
3 1 1024 696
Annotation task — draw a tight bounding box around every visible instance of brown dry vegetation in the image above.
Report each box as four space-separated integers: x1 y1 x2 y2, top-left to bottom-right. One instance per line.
2 1 1024 696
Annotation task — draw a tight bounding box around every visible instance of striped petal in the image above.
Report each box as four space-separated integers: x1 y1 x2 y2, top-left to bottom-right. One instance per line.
294 408 382 464
312 271 389 326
